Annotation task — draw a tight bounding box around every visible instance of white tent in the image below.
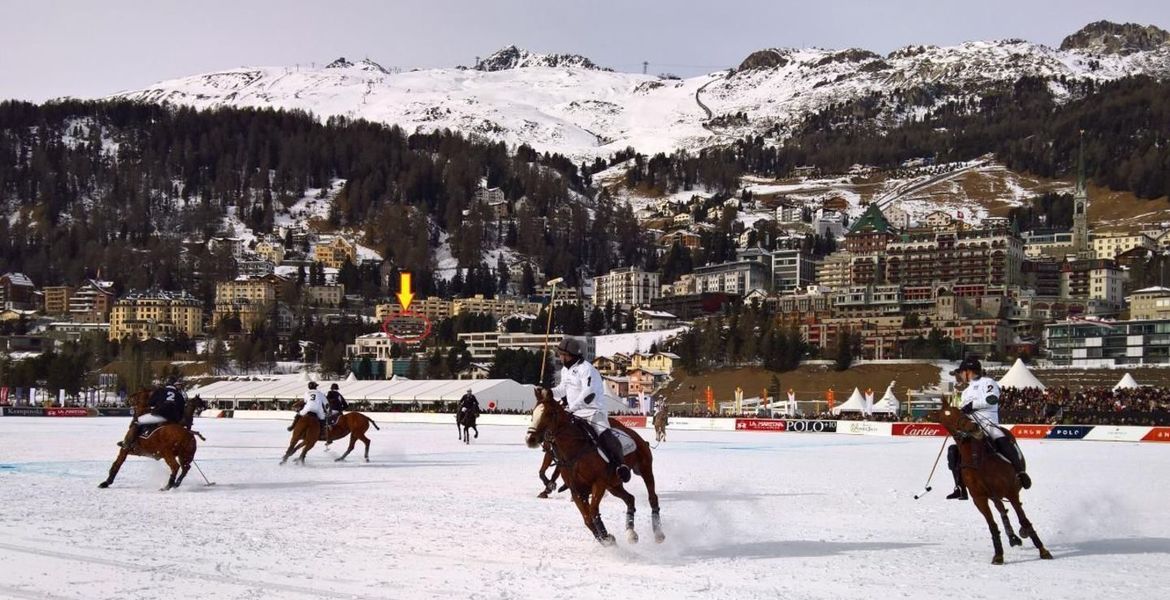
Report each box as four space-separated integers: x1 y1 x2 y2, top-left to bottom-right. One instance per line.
831 388 866 415
345 372 358 382
1113 373 1141 391
871 382 900 414
998 358 1046 390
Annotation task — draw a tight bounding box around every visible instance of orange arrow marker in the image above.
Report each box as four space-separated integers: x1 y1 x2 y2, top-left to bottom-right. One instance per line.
397 272 414 311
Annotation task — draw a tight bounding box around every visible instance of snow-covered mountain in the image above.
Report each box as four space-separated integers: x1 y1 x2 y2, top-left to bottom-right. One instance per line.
108 22 1170 160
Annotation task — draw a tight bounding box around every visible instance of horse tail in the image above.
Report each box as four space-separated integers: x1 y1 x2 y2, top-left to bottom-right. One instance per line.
365 414 380 430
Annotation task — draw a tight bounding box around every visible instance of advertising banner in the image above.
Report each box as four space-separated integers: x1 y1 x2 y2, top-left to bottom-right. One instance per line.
45 407 91 417
1083 426 1148 442
1010 425 1053 439
612 415 647 428
2 406 46 417
891 423 948 437
735 418 787 432
838 421 893 436
1142 427 1170 442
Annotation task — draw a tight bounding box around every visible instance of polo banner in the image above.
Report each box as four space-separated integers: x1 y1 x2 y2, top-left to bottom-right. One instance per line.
1046 425 1093 440
783 419 838 433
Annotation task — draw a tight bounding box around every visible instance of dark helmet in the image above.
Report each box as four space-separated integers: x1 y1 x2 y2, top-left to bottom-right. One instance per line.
166 375 180 386
556 337 583 357
308 381 319 389
330 383 339 391
950 356 983 376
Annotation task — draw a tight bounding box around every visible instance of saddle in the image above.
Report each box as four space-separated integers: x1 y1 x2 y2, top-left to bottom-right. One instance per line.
570 416 635 458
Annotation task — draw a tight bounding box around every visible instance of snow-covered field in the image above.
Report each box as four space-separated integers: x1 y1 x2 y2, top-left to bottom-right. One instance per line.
1 418 1167 599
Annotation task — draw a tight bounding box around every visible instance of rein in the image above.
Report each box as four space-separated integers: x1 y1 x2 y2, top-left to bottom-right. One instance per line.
538 412 594 473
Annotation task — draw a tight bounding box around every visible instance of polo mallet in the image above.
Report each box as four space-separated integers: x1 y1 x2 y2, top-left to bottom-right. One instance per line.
914 437 948 500
192 460 216 486
538 277 564 384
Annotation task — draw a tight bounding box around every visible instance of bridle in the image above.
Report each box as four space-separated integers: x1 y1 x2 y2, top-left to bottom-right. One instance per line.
528 400 593 473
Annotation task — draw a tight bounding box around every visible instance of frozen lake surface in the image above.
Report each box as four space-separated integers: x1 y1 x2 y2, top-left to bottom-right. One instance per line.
0 417 1167 599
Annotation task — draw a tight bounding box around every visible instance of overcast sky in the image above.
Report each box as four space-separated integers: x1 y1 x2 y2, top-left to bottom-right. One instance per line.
2 0 1168 102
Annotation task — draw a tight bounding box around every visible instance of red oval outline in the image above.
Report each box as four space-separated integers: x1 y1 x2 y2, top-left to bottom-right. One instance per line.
382 310 433 344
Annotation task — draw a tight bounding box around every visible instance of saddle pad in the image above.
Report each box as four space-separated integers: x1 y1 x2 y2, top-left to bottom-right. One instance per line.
613 429 637 456
592 429 638 461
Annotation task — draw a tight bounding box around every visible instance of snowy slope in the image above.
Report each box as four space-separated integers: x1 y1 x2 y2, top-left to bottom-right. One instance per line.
107 30 1170 161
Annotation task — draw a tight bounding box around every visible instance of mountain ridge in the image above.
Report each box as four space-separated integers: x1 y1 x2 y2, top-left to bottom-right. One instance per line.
106 21 1170 160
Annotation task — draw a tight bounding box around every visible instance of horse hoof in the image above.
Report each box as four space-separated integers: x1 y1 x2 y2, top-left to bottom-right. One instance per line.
98 481 110 489
334 457 344 462
627 531 639 544
654 532 666 544
537 491 550 499
992 555 1004 565
1009 537 1023 547
599 535 616 547
1040 549 1053 560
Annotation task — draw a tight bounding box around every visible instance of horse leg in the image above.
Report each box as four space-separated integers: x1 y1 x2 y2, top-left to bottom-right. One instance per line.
538 452 556 498
588 481 615 546
280 436 301 465
297 439 314 464
98 447 132 488
992 498 1022 547
160 454 181 491
1008 495 1053 559
973 494 1004 564
570 490 599 540
362 434 371 462
639 453 665 543
336 435 358 462
473 424 478 439
607 484 638 543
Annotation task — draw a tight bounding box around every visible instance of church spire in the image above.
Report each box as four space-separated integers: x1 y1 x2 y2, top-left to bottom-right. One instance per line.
1072 129 1091 259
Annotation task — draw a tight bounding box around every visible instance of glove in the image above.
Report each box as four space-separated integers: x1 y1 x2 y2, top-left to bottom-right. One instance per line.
960 404 974 415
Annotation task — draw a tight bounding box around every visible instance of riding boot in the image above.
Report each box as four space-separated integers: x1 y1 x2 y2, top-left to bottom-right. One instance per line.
118 421 139 451
946 469 968 500
994 437 1031 489
288 414 301 432
599 430 631 483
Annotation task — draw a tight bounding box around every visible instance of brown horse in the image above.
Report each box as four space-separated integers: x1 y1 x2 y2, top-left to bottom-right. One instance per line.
281 407 323 465
323 411 381 461
99 390 206 491
934 408 1053 564
525 387 664 545
653 407 668 443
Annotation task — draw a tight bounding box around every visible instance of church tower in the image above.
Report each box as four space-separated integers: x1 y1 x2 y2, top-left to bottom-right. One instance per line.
1071 130 1091 259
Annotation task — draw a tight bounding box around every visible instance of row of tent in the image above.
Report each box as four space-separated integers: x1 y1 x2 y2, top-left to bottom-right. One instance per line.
830 383 899 416
997 358 1144 392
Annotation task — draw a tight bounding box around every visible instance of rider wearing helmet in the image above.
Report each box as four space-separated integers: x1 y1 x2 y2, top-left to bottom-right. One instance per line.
119 376 188 452
324 383 348 446
551 337 630 482
289 381 328 438
946 356 1031 500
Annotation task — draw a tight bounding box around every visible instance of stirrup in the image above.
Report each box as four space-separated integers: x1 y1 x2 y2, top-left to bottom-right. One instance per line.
616 465 631 483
